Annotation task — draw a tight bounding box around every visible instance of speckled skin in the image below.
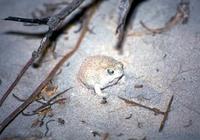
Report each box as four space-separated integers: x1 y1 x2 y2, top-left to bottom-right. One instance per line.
78 55 124 97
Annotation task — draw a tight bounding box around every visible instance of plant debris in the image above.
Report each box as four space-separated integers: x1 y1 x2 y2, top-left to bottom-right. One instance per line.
91 131 101 137
0 58 33 107
12 93 26 102
128 0 190 36
0 0 85 107
159 95 174 132
25 87 71 117
0 1 100 134
39 81 58 99
140 0 190 35
31 114 46 127
134 84 143 89
137 122 144 128
58 118 65 125
44 119 55 136
118 96 165 115
31 117 45 128
125 113 132 119
118 95 174 132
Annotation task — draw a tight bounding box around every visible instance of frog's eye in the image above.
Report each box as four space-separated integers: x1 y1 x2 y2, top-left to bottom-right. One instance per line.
107 69 114 75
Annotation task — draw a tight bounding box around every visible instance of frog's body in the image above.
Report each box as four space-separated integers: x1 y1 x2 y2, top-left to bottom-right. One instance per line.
77 55 124 98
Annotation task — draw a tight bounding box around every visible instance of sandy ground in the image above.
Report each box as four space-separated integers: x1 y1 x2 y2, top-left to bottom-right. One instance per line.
0 0 200 140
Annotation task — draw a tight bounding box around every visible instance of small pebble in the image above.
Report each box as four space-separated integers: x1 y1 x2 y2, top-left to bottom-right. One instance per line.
58 118 65 125
100 97 107 104
134 84 143 88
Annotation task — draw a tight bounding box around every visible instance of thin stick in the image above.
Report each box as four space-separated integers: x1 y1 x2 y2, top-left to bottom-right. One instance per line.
33 98 67 114
159 95 174 132
0 0 85 107
140 0 189 35
32 0 85 66
44 119 55 136
118 96 165 115
4 17 49 25
0 4 97 134
48 87 72 103
0 58 34 107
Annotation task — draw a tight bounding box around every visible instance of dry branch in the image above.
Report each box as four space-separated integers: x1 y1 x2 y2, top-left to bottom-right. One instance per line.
0 0 85 107
0 2 98 134
0 58 33 106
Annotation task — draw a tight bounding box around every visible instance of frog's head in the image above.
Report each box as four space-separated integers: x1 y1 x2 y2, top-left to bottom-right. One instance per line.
101 61 124 88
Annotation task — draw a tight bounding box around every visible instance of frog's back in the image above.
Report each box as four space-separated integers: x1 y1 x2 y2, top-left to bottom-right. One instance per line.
78 55 124 90
78 56 115 86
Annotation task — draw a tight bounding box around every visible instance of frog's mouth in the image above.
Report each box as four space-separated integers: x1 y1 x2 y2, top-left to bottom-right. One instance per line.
103 74 124 89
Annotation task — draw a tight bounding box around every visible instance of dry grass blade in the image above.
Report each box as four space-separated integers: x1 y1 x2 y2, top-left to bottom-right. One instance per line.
118 96 165 115
159 95 174 132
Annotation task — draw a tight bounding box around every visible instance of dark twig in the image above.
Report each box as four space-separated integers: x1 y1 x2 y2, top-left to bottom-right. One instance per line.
0 58 34 107
35 100 47 105
0 4 98 134
22 111 37 116
48 87 72 103
40 114 47 127
33 105 52 115
13 88 70 116
0 0 84 107
4 17 49 25
159 95 174 132
91 131 101 137
44 119 55 136
32 0 85 67
118 96 165 115
140 0 190 35
125 113 132 119
12 94 26 102
32 98 67 115
119 95 174 132
13 93 46 105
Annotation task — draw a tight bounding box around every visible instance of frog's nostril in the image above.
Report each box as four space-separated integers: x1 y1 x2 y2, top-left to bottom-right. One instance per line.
118 62 124 69
121 63 124 69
